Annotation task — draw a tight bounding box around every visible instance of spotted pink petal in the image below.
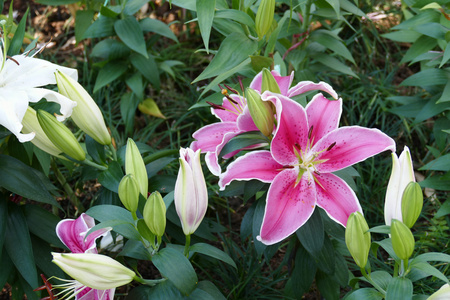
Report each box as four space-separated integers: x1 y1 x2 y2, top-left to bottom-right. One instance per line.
287 81 338 99
191 122 239 152
315 173 362 226
219 150 283 190
56 213 110 254
206 130 242 175
306 94 342 144
77 287 115 300
257 169 316 245
236 106 259 132
313 126 396 173
250 70 294 95
262 92 308 165
211 94 245 122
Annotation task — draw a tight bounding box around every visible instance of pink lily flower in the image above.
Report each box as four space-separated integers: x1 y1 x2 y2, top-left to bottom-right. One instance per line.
191 70 338 176
219 93 396 245
54 213 114 300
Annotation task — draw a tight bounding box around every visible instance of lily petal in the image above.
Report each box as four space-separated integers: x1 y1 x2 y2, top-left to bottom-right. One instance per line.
315 173 362 226
263 92 308 165
77 287 115 300
236 106 259 132
288 80 338 99
26 88 77 121
212 94 245 122
314 126 396 173
0 89 34 142
250 70 294 95
258 169 316 245
305 94 342 143
219 150 283 190
191 122 239 152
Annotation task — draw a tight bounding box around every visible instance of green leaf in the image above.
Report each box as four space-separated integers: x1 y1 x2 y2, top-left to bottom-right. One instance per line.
91 39 131 60
0 251 13 292
83 16 116 39
393 9 440 30
114 16 148 58
24 205 65 248
253 197 267 256
385 277 413 300
382 30 421 43
126 281 183 299
325 0 340 19
215 9 255 27
124 0 149 15
373 238 400 261
86 135 106 165
140 18 178 42
435 198 450 218
419 154 450 171
419 174 450 190
98 161 124 193
415 22 448 40
88 219 141 241
193 32 258 83
370 271 393 290
119 239 152 260
312 234 335 275
250 55 273 72
195 281 226 300
197 0 215 53
7 8 28 56
343 288 383 300
5 205 38 288
93 61 128 92
30 235 66 279
413 252 450 264
401 68 449 87
401 36 437 64
0 195 7 259
315 53 358 78
152 247 198 295
130 52 161 90
296 209 324 255
190 243 237 269
291 245 317 296
316 270 340 300
219 131 268 157
368 225 391 234
75 10 95 43
440 41 450 67
87 204 134 224
409 261 449 283
311 30 355 64
35 0 78 4
340 0 365 17
0 155 60 208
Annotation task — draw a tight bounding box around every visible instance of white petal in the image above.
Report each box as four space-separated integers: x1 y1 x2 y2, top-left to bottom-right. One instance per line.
26 88 77 121
384 152 401 225
0 89 35 142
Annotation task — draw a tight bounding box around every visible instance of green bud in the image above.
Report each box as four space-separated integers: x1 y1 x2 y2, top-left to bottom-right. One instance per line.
246 87 275 137
401 182 423 228
255 0 275 40
261 68 281 94
56 71 111 145
391 219 415 260
125 138 148 197
345 212 371 268
143 191 166 237
37 110 86 161
118 174 139 213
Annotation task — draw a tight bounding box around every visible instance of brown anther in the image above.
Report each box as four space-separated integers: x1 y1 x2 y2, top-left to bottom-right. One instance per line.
6 56 20 66
224 84 239 94
206 101 225 110
308 126 313 139
238 77 245 94
326 142 336 151
314 170 321 176
224 94 239 105
294 143 302 152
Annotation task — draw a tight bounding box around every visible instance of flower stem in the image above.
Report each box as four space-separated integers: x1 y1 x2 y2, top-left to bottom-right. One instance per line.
361 267 386 295
184 234 191 257
81 159 108 171
51 159 85 213
133 276 166 286
108 143 117 161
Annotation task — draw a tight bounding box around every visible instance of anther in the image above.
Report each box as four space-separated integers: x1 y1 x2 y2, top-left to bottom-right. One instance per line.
238 77 245 94
7 56 20 65
326 142 336 151
206 101 225 110
294 143 301 152
224 84 239 94
314 170 321 176
308 126 313 139
224 94 239 105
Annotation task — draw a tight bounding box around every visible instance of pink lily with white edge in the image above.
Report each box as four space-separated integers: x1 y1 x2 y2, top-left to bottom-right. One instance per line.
54 213 115 300
191 70 338 176
219 92 396 245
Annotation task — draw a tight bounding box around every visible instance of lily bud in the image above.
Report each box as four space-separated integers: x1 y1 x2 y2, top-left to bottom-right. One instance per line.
261 68 281 94
125 138 148 197
143 191 166 237
255 0 275 40
391 219 415 260
384 146 415 225
52 253 136 290
118 174 140 213
21 107 63 157
37 110 86 161
55 71 111 145
174 148 208 236
401 181 423 228
345 212 371 268
246 87 274 137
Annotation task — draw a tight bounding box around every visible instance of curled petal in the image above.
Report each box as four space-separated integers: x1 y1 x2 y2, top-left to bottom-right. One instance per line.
262 92 308 165
305 94 342 143
314 126 396 173
287 80 338 99
250 70 294 95
219 150 283 190
0 89 34 142
258 169 316 245
315 173 362 226
191 122 238 152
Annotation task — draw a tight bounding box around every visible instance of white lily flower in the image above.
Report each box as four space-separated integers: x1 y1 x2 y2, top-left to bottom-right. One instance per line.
0 37 78 142
428 283 450 300
384 146 415 225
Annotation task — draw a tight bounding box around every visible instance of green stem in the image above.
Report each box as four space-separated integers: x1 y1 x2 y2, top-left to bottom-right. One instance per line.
133 276 166 286
51 159 85 213
82 159 108 171
184 234 191 257
108 143 117 161
361 267 386 295
393 261 399 278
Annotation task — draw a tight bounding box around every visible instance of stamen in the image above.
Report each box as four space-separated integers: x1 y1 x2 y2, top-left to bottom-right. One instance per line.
221 88 229 96
308 126 313 140
314 170 321 176
206 101 225 110
326 142 336 151
34 274 56 300
224 84 239 94
238 77 245 94
224 94 239 105
6 56 19 65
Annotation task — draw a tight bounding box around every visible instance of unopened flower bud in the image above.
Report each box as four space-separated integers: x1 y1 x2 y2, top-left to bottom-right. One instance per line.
261 68 281 94
52 253 136 290
118 174 140 213
401 182 423 228
125 138 148 197
255 0 275 40
391 219 415 260
143 191 166 237
246 87 274 137
345 212 371 268
37 110 85 161
55 71 111 145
